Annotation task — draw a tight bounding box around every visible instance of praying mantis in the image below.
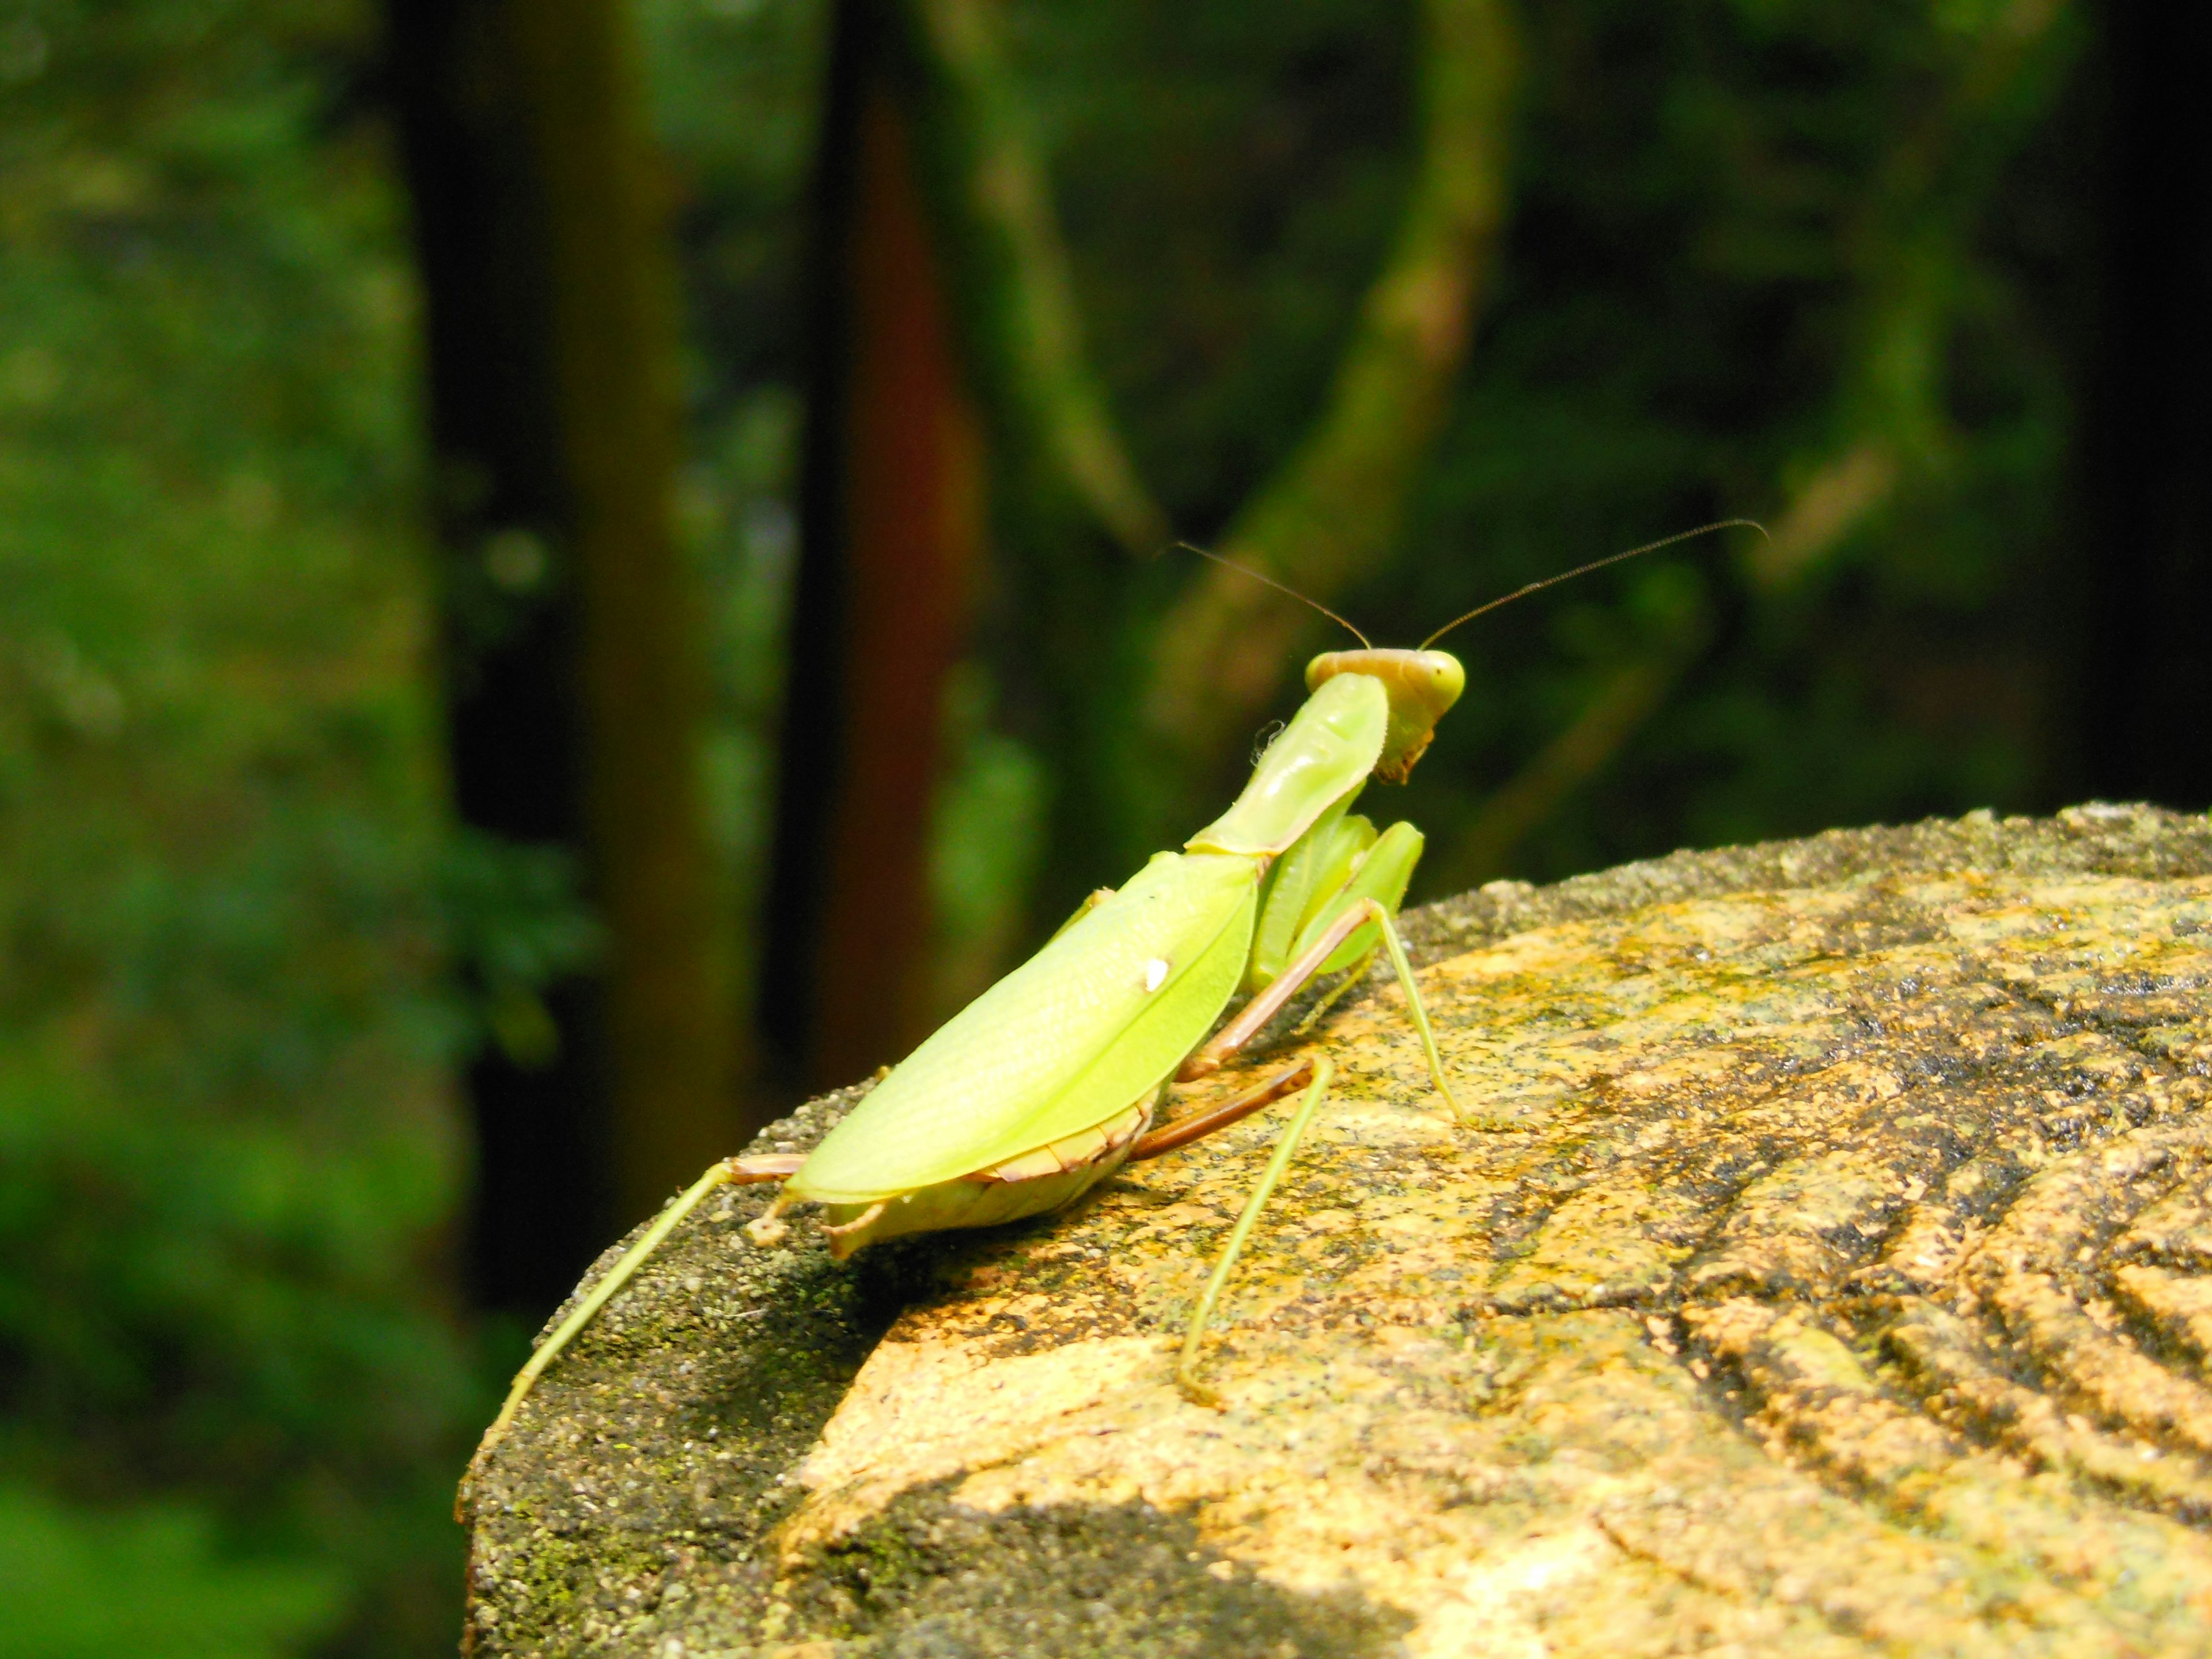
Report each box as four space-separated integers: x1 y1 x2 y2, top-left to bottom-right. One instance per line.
468 526 1755 1466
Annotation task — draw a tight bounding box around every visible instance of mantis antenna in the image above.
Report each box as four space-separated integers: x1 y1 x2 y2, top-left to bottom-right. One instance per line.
1418 518 1768 650
1170 540 1373 647
1172 522 1768 653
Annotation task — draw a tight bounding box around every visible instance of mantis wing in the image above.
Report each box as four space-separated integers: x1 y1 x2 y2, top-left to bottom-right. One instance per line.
789 851 1259 1204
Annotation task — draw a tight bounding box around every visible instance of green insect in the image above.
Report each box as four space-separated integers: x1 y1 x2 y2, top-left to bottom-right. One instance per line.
471 527 1752 1460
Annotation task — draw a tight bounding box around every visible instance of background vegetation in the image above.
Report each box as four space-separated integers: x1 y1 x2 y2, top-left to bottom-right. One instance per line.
0 0 2172 1653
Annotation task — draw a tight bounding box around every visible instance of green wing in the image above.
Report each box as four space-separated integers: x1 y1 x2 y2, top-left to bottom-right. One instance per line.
788 851 1259 1205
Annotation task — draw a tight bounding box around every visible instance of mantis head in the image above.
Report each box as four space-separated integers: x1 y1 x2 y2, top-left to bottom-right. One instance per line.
1305 649 1464 783
1179 518 1762 795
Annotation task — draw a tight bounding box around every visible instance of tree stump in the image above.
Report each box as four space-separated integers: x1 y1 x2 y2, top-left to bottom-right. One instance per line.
462 805 2212 1657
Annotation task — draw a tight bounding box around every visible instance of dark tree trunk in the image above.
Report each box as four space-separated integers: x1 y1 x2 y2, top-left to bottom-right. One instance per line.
386 0 732 1318
759 0 986 1099
2077 0 2212 810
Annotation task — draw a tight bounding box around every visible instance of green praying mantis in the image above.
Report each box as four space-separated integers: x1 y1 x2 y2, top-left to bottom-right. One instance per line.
469 524 1756 1465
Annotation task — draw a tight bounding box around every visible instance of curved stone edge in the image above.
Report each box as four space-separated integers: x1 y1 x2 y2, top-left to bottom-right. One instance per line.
1400 804 2212 969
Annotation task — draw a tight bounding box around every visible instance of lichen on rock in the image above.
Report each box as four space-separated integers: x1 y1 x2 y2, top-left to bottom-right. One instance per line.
463 805 2212 1657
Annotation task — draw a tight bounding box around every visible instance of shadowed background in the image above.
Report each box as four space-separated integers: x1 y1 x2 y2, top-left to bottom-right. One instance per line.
0 0 2200 1653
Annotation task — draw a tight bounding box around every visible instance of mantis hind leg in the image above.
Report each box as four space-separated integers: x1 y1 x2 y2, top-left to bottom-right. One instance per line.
459 1151 804 1512
1175 1056 1335 1407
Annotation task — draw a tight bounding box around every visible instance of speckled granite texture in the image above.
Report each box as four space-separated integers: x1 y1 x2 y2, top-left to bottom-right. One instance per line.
461 804 2212 1657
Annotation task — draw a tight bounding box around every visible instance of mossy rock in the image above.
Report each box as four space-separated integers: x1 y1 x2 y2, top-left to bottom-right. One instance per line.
462 805 2212 1657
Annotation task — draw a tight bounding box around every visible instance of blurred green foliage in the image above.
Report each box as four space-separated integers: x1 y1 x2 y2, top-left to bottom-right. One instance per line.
1001 0 2081 896
0 1483 342 1659
0 0 476 1651
1382 0 2080 884
0 0 2089 1653
622 0 2088 1070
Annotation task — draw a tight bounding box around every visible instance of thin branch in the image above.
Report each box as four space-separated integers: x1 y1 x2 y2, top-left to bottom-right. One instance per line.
911 0 1169 556
1435 0 2076 880
1140 0 1522 787
1749 443 1899 593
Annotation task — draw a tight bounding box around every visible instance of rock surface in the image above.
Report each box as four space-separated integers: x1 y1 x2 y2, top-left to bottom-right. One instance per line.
462 805 2212 1657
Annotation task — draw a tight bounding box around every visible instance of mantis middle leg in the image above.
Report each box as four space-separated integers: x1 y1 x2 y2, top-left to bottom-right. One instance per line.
1136 892 1498 1403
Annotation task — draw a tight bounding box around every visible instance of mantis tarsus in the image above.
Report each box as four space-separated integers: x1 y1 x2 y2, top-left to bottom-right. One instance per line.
467 523 1758 1470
